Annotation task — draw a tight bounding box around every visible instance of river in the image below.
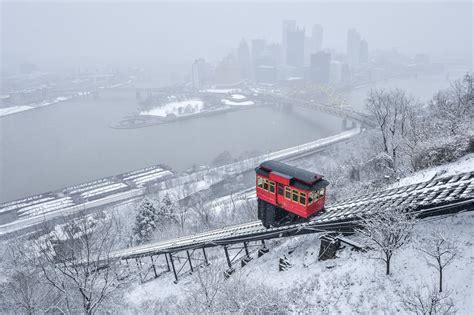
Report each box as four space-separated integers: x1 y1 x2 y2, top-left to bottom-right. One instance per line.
0 69 466 203
0 89 342 203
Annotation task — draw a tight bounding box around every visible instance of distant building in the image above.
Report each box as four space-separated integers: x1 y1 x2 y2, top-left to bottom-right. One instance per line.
192 58 211 89
341 63 352 85
414 53 430 64
359 39 369 64
282 20 296 65
237 39 251 80
346 28 361 66
251 39 266 62
255 65 278 84
310 51 331 84
251 39 267 79
214 55 241 85
19 63 38 74
330 60 343 84
286 27 305 67
310 24 323 53
265 43 283 66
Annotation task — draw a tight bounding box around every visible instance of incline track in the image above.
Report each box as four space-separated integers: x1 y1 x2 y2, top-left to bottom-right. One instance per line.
111 171 474 261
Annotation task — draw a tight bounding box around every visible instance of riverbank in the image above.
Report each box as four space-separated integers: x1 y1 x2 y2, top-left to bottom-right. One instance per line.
110 104 258 129
0 128 359 238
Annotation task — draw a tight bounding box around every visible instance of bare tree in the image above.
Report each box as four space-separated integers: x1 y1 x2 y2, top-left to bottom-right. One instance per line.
399 285 456 315
34 214 130 314
182 264 226 313
417 231 459 293
357 208 416 275
190 193 214 229
182 264 289 314
366 88 415 170
430 73 474 136
0 240 57 314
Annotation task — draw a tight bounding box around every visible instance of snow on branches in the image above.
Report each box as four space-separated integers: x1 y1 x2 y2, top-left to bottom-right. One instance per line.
357 207 416 275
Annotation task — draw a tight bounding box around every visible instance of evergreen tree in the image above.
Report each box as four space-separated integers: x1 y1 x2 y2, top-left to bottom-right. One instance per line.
156 194 177 226
133 199 158 244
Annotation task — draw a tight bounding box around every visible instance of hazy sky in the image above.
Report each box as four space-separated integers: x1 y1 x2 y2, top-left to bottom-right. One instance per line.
1 1 472 72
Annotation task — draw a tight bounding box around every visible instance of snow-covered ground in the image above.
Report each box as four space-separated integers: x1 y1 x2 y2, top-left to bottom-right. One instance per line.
140 99 204 118
221 94 255 106
125 211 474 313
0 96 73 117
392 153 474 188
0 105 34 117
221 99 254 106
200 88 242 94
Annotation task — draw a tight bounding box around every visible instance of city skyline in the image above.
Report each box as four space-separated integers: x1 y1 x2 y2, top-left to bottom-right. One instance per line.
2 2 472 74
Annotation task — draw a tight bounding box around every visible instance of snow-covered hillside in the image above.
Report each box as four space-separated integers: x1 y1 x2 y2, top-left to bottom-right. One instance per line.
391 153 474 188
125 211 474 313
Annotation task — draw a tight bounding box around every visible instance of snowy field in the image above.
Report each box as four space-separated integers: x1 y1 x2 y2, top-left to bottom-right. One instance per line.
140 99 204 117
125 211 474 313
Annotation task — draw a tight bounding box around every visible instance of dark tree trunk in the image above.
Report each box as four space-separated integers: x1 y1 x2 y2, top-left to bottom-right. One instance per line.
386 256 391 275
439 268 443 292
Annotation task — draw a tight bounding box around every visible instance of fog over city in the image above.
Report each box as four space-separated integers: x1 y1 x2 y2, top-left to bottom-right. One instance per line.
2 2 472 74
0 1 473 314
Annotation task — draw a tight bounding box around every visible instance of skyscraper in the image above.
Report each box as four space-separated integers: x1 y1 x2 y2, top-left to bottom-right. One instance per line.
237 39 251 80
346 28 361 66
310 51 331 84
286 27 305 67
191 58 206 90
311 24 323 53
282 20 296 65
251 39 266 62
359 39 369 64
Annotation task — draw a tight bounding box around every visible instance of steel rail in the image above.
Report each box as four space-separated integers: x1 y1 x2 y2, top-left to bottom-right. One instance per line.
106 171 473 263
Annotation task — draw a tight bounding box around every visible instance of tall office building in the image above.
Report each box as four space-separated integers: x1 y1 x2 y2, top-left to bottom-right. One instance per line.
282 20 296 65
215 55 240 85
192 58 207 90
346 28 361 66
266 43 283 66
310 51 331 84
251 39 266 62
286 27 305 67
359 39 369 64
237 39 251 80
311 24 323 53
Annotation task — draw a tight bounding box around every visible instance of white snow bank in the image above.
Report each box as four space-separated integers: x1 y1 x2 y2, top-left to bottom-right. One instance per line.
140 99 204 117
0 96 74 117
0 105 34 117
392 153 474 188
230 94 246 100
201 88 241 94
221 99 254 106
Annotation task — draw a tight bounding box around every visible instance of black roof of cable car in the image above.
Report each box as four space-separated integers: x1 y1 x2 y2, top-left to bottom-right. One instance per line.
258 160 323 185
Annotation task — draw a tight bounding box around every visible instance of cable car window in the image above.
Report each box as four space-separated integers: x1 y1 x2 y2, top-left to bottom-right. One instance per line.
319 188 325 196
263 179 269 190
308 192 314 204
299 192 306 205
292 190 299 202
257 177 263 188
278 184 284 195
285 187 291 199
269 181 275 193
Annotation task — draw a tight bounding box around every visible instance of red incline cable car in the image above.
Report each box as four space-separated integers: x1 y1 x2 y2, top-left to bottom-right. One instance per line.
255 160 329 228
